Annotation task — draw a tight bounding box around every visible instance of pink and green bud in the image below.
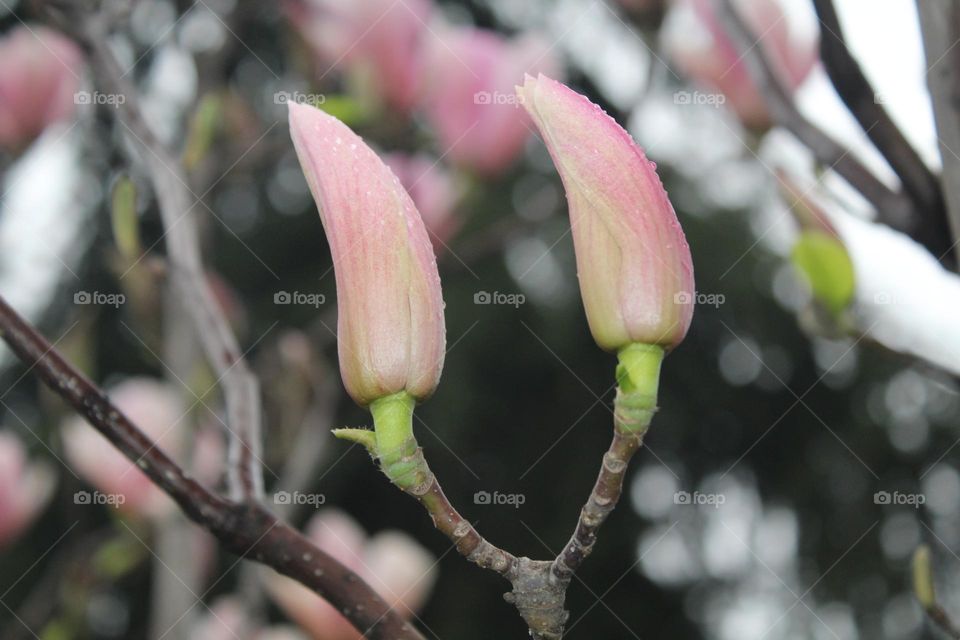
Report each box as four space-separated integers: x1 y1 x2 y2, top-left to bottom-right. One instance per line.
516 74 694 353
288 102 446 406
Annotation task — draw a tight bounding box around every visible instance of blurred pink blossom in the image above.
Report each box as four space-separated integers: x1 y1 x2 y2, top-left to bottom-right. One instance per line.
192 597 255 640
266 509 437 640
194 596 310 640
0 431 55 547
384 152 463 250
0 25 83 150
284 0 432 112
62 378 185 519
422 26 562 175
663 0 817 129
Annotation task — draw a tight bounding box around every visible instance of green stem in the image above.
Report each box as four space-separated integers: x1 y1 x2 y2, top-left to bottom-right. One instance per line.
369 392 430 492
614 343 664 433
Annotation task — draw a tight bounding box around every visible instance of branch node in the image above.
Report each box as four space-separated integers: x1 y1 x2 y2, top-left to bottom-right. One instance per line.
504 558 569 640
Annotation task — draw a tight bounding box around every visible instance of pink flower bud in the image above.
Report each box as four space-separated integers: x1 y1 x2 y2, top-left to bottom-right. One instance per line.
517 75 694 351
266 509 437 640
0 431 54 547
422 27 562 175
288 102 445 405
62 378 185 518
384 152 463 251
662 0 817 129
0 25 83 150
284 0 432 112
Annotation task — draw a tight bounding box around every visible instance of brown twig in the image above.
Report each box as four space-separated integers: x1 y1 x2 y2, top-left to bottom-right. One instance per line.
811 0 952 261
916 0 960 254
45 4 264 500
926 606 960 639
714 0 950 262
552 429 644 583
401 469 518 576
387 455 568 639
0 294 425 640
357 358 657 640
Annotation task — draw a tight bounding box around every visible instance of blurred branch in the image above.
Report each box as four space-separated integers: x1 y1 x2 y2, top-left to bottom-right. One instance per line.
913 545 960 638
916 0 960 254
715 0 954 264
812 0 951 258
46 5 264 500
0 294 426 640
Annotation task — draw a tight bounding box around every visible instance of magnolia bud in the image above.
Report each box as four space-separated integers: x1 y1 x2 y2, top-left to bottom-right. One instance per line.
517 74 694 352
288 102 446 405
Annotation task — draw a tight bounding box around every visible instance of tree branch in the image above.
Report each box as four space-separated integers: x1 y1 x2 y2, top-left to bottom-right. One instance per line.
44 3 264 499
812 0 951 260
552 429 643 582
916 0 960 254
715 0 954 264
0 294 426 640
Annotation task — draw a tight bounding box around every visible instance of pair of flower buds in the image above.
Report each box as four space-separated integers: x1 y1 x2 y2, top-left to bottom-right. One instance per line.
289 75 695 407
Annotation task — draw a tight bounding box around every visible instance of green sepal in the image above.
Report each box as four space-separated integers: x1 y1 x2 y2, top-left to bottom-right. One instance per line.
332 427 377 455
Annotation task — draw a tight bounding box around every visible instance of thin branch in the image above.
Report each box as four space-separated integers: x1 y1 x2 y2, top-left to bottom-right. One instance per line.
916 0 960 254
715 0 953 263
0 294 426 640
47 5 264 499
552 429 643 582
402 465 567 639
812 0 951 260
402 468 518 576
